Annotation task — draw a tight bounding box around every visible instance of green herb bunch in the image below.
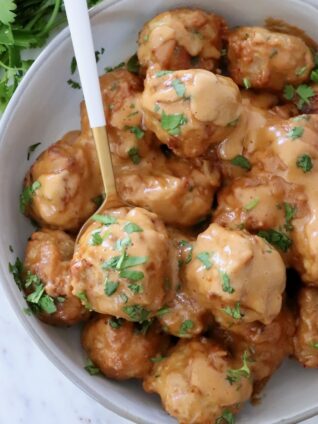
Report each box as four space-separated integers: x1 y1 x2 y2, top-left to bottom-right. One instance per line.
0 0 101 111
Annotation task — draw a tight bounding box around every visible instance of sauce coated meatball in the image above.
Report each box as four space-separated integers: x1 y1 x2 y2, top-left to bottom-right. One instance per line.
141 69 242 157
82 316 169 380
138 8 227 71
24 131 103 232
185 223 286 325
117 148 220 227
228 27 314 90
158 229 210 338
71 207 171 320
144 338 252 424
24 229 89 326
214 307 295 392
294 287 318 367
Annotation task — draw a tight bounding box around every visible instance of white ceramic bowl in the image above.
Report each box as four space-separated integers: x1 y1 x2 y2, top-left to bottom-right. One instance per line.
1 0 318 422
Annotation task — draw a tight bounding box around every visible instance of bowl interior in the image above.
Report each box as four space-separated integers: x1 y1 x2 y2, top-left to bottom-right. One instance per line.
1 0 318 423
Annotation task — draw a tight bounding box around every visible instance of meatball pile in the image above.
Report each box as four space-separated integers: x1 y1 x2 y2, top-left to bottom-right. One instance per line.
15 7 318 424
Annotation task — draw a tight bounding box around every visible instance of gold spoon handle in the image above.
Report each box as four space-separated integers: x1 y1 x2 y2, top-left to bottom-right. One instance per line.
92 126 118 202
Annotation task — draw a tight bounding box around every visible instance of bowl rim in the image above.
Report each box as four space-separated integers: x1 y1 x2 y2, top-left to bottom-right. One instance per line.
1 0 318 422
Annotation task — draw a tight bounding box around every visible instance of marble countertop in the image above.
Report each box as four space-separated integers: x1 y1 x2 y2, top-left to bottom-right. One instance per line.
1 1 318 423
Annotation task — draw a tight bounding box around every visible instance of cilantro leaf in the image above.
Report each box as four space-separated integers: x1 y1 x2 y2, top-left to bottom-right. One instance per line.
75 291 92 311
89 231 103 246
85 359 100 376
155 70 173 77
128 147 141 165
20 181 41 213
124 222 143 234
179 319 194 336
283 84 295 100
216 410 235 424
126 53 140 74
296 154 313 173
258 229 292 252
220 271 235 294
226 351 251 385
0 0 17 25
231 155 251 171
196 252 213 269
27 143 41 160
122 305 149 322
284 202 297 231
244 197 259 211
109 317 124 329
171 78 186 97
288 126 304 140
119 269 144 281
104 280 119 296
92 214 117 226
161 111 188 136
243 77 251 89
222 302 244 320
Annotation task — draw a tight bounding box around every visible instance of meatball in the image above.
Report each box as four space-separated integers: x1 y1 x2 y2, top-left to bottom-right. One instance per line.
116 151 220 227
144 338 252 424
24 229 89 326
81 69 153 162
71 207 171 320
138 8 227 72
228 27 314 90
82 315 169 380
294 287 318 367
214 173 308 237
185 223 286 325
24 131 103 232
158 229 210 338
141 68 242 157
214 307 295 392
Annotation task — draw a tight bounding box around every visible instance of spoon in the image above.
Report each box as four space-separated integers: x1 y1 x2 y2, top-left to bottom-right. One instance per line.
64 0 125 242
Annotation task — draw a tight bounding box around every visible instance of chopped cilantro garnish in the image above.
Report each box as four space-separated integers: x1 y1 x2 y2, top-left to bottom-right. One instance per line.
104 62 125 73
24 271 57 314
116 236 131 252
120 270 144 281
122 305 149 322
128 283 143 294
120 293 128 304
226 351 251 385
70 56 77 74
216 409 235 424
288 126 304 140
296 154 313 173
150 355 166 363
20 181 41 213
196 252 213 269
155 70 173 77
258 229 292 252
296 84 315 109
156 305 170 316
104 280 119 296
84 359 100 376
295 66 307 76
284 202 297 231
220 271 235 294
125 126 144 140
95 47 105 63
9 257 24 291
161 111 188 136
89 231 103 246
311 69 318 83
75 291 92 311
171 78 186 97
109 317 124 329
178 240 193 265
124 222 143 234
27 143 41 160
179 319 194 336
128 147 141 165
67 79 81 89
126 53 140 74
222 302 244 320
283 84 295 100
243 197 259 211
243 77 251 89
92 214 117 225
231 155 251 171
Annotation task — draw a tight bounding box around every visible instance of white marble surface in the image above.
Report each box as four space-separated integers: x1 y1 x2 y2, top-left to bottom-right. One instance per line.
1 0 318 423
